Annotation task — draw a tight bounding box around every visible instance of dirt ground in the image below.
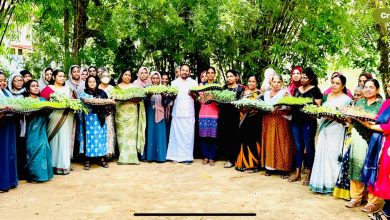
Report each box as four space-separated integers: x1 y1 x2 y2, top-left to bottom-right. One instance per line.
0 160 368 220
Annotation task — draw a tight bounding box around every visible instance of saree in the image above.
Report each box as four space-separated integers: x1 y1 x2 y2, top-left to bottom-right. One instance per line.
41 86 75 175
309 94 351 194
25 98 53 182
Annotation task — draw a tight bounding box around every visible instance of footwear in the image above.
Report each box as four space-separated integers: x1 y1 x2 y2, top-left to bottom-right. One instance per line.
83 161 90 170
368 211 390 220
287 175 301 182
345 199 362 208
209 160 215 166
302 175 310 186
182 161 192 165
202 158 209 165
264 170 272 176
224 162 233 168
361 203 380 213
99 159 109 168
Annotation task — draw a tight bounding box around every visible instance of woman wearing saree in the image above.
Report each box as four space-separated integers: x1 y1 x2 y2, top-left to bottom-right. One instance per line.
261 74 294 177
345 79 383 213
79 76 109 169
98 71 116 158
309 75 351 194
24 80 53 182
115 68 146 165
0 72 18 192
235 75 261 172
143 71 167 162
41 69 75 175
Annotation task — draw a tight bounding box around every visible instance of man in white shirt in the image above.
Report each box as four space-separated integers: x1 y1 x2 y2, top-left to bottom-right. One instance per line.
167 64 198 164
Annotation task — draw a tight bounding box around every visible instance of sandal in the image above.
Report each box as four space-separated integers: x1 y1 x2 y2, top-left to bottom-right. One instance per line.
280 174 290 179
302 175 310 186
345 199 362 208
99 159 109 168
83 161 90 170
361 203 380 213
264 170 272 176
287 175 301 182
202 158 209 165
209 160 215 166
224 162 233 168
368 211 390 220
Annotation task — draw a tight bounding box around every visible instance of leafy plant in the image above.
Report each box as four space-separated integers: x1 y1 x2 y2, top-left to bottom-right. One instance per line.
232 98 274 112
190 84 223 92
144 85 178 96
275 97 313 106
110 87 146 101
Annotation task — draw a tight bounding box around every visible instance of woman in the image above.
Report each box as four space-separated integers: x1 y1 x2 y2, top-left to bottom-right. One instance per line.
80 69 89 81
115 68 146 165
261 74 294 177
133 67 151 88
41 69 75 175
309 75 351 194
161 73 170 86
24 80 53 182
0 72 18 192
358 73 373 87
218 70 244 168
143 71 168 162
7 73 25 98
345 79 383 213
198 67 219 166
323 72 353 98
287 66 302 95
288 67 323 185
353 86 363 104
235 75 261 172
364 80 390 219
98 71 116 158
260 68 276 93
39 67 53 91
200 71 207 83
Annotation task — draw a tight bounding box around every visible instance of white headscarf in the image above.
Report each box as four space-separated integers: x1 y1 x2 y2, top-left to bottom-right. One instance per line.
39 68 50 91
7 73 25 98
260 68 277 92
66 64 84 97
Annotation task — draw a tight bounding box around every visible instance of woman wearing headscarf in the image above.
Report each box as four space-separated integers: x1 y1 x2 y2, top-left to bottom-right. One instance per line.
115 68 146 165
79 76 109 170
39 67 53 91
7 73 27 179
98 70 116 158
0 71 18 192
143 71 168 162
24 80 53 182
66 65 84 97
133 67 151 88
41 69 75 175
287 66 302 95
260 68 276 93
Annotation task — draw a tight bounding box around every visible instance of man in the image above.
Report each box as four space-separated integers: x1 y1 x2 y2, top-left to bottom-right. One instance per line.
167 64 198 164
66 65 85 97
20 70 33 83
88 66 97 77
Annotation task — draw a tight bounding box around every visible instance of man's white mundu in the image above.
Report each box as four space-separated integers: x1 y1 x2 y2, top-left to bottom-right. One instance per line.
167 77 198 162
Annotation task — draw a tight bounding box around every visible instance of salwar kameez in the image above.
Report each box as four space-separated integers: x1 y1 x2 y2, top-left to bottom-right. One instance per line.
116 98 146 165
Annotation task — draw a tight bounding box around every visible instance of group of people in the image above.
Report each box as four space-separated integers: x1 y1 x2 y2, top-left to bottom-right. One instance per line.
0 64 389 219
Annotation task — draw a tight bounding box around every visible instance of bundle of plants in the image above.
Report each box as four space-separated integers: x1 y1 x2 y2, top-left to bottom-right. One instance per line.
203 90 236 104
339 106 377 122
50 93 89 113
144 85 178 96
190 84 223 92
274 97 313 107
302 105 343 119
82 98 117 106
232 98 274 112
110 87 146 102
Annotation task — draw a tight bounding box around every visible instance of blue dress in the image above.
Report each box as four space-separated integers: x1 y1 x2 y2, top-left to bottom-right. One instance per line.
79 92 107 157
143 97 167 162
0 90 18 191
25 97 54 182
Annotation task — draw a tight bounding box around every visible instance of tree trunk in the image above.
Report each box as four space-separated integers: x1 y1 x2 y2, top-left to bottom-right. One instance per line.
377 23 389 98
72 0 89 64
64 0 70 70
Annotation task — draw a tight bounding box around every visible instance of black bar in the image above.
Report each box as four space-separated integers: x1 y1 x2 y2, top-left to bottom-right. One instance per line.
134 213 256 216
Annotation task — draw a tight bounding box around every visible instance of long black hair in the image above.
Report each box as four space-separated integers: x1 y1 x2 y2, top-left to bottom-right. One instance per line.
24 79 40 97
